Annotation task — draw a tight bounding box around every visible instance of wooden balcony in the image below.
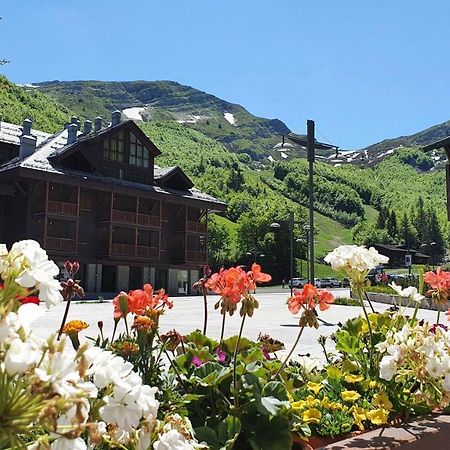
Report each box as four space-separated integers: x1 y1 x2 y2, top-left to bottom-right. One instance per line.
137 213 160 227
111 243 159 258
45 237 77 252
186 250 207 262
112 209 136 223
47 200 78 216
187 221 207 233
112 209 160 227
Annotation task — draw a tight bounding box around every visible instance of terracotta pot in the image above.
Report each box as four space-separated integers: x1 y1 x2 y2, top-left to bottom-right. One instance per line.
292 431 364 449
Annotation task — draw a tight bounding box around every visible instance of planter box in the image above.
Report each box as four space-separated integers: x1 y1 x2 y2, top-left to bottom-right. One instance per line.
294 414 450 449
352 291 447 312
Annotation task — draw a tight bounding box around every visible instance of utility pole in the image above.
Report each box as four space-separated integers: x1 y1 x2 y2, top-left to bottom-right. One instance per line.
307 120 315 284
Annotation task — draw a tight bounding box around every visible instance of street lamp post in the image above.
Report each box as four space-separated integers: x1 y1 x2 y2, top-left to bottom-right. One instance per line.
246 249 265 264
420 242 437 270
274 120 338 286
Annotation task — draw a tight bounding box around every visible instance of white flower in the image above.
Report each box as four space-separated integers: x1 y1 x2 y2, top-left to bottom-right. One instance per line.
92 355 134 389
426 357 445 379
51 437 87 450
4 338 39 375
389 282 424 303
325 245 388 273
443 374 450 392
0 311 20 344
18 303 44 330
99 384 143 431
153 429 195 450
137 384 159 420
379 355 397 381
10 240 63 308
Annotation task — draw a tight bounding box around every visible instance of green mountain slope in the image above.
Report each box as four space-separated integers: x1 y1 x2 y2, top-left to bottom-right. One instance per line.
0 76 70 132
362 119 450 153
33 80 291 161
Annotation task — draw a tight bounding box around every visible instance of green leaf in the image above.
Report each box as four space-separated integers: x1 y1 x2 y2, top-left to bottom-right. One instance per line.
335 330 363 355
222 335 254 353
247 415 292 450
217 416 241 444
195 426 220 449
262 381 289 401
326 365 342 380
185 330 218 351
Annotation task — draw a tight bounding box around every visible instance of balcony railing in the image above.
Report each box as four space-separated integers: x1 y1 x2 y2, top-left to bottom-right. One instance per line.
111 243 159 258
186 250 207 262
137 213 160 227
112 209 136 223
112 209 160 227
48 200 78 216
187 221 207 233
45 237 77 252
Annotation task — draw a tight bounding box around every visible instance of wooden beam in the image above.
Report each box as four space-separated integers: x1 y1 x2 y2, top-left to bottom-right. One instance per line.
445 145 450 221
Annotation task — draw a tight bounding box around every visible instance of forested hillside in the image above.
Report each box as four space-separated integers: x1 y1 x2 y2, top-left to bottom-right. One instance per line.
1 75 449 279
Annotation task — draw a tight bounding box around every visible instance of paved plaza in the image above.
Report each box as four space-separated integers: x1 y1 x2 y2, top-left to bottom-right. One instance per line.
31 287 440 362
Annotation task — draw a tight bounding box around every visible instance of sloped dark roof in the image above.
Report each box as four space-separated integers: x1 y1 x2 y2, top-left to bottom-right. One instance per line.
0 121 225 209
423 136 450 151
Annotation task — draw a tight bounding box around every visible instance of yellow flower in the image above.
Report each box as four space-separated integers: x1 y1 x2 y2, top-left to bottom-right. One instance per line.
330 402 344 410
352 406 367 431
341 390 361 402
302 408 322 424
291 400 307 410
307 381 324 395
367 408 389 425
372 392 393 410
369 380 378 389
306 395 320 407
62 320 89 334
345 374 364 383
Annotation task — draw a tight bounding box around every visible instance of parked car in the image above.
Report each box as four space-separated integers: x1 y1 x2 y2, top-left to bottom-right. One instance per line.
314 277 342 288
288 277 308 288
342 277 351 287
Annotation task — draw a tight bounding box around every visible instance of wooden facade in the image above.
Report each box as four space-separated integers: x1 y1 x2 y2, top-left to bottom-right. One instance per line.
0 115 225 296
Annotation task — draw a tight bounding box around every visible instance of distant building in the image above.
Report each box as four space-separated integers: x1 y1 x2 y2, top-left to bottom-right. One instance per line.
0 112 225 296
372 244 429 267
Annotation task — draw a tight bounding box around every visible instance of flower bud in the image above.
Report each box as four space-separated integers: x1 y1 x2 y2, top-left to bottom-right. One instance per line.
64 260 73 274
72 261 80 275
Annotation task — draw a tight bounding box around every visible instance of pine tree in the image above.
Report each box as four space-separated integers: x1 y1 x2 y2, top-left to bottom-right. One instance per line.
386 210 398 241
427 207 445 263
376 207 388 229
399 212 418 249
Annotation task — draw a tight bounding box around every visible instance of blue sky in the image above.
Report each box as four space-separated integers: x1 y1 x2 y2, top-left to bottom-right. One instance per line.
1 0 450 149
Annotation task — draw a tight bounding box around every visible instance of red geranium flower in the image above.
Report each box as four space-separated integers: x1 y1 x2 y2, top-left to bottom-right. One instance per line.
288 283 334 314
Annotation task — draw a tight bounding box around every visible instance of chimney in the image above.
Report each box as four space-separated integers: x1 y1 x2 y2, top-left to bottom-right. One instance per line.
19 135 37 159
67 123 78 145
111 110 121 127
94 116 102 132
83 120 92 134
22 118 32 136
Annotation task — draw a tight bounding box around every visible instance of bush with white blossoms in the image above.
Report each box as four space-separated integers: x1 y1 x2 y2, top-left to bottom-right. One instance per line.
0 240 204 449
376 322 450 410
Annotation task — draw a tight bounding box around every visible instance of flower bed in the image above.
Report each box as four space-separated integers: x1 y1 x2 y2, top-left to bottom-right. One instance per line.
2 241 450 449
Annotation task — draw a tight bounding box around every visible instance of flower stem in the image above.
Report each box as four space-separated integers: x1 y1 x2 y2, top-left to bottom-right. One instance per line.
111 319 119 342
202 283 208 335
232 312 247 410
156 331 188 392
57 296 72 340
436 307 441 325
358 287 374 367
275 321 306 378
364 291 376 313
123 316 129 336
220 309 226 342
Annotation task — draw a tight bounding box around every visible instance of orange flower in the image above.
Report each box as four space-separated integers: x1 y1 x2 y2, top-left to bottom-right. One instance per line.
288 284 334 313
424 268 450 303
132 315 154 331
317 289 335 311
128 288 150 315
113 291 130 319
424 268 450 290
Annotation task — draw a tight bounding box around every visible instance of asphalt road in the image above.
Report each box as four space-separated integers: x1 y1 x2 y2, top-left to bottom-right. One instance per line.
31 288 440 364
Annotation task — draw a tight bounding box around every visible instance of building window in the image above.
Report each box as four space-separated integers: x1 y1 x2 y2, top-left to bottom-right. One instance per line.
103 131 124 162
129 133 149 168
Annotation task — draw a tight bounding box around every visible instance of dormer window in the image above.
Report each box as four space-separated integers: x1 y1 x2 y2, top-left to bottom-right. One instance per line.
129 133 150 168
103 131 124 162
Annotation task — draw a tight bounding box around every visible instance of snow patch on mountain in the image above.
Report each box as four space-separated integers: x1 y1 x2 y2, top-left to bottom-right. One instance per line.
224 112 236 125
123 107 146 121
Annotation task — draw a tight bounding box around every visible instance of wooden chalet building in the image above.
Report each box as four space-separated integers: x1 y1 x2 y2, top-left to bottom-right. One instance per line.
0 112 226 295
